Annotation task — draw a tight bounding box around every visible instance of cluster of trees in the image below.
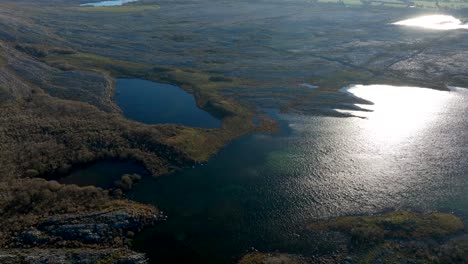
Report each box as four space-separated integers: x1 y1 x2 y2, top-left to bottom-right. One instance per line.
1 178 108 217
0 178 108 244
0 89 172 247
307 211 467 263
114 174 142 192
0 91 193 180
0 41 196 249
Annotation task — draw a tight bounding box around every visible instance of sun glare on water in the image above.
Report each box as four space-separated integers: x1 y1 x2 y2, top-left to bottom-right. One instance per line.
337 84 453 144
80 0 138 7
393 15 468 30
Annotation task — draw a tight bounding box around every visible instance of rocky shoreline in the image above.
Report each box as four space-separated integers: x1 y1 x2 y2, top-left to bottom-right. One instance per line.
0 206 161 263
0 248 146 264
0 178 161 264
237 211 467 264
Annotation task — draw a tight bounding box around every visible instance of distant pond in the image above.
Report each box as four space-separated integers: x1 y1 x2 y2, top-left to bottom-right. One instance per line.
115 78 221 128
80 0 139 7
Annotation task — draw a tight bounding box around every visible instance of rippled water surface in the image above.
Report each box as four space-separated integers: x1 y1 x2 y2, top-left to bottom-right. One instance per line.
61 83 468 262
126 85 468 262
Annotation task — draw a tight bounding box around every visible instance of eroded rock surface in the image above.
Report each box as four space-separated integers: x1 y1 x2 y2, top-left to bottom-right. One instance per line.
0 248 147 264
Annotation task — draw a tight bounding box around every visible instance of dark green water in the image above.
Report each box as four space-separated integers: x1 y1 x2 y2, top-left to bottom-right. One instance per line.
64 83 468 263
60 161 148 189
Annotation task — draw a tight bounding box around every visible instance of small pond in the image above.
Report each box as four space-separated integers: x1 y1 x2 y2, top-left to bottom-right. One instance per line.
60 161 147 189
115 78 221 128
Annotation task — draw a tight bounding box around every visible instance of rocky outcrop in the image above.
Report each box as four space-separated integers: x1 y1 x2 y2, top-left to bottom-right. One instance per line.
238 252 309 264
0 191 162 264
10 208 161 248
239 212 468 264
0 248 147 264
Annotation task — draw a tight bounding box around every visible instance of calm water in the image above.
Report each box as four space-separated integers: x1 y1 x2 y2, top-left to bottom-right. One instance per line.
64 84 468 263
60 161 147 189
80 0 138 7
115 79 221 128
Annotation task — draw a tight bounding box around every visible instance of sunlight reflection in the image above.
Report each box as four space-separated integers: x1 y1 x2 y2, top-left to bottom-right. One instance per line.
80 0 138 7
337 84 452 144
393 15 468 30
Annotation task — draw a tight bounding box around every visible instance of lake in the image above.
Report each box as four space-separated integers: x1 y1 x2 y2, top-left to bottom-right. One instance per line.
62 83 468 263
128 85 468 263
115 78 221 128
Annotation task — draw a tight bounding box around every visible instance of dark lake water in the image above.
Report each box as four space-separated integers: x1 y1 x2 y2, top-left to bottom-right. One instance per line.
63 84 468 263
60 161 147 189
115 78 221 128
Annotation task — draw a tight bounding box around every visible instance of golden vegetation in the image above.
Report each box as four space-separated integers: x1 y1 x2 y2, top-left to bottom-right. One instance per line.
0 38 271 252
238 252 309 264
0 92 193 178
309 211 465 242
239 211 468 264
43 49 273 161
307 211 467 263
